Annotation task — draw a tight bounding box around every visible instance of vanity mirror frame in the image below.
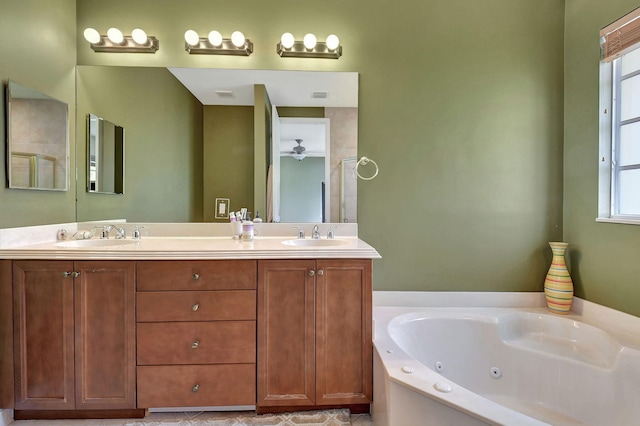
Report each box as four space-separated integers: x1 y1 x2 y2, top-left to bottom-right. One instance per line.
86 113 125 195
5 80 70 191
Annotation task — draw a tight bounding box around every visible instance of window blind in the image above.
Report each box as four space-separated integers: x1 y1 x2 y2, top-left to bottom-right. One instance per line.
600 7 640 62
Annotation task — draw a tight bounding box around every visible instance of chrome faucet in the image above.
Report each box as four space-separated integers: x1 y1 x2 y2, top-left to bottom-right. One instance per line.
312 225 320 240
93 225 126 239
294 226 305 239
110 225 126 239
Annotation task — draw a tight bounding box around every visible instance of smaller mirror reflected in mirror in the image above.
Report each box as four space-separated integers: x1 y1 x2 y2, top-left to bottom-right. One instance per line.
6 81 69 191
87 113 124 194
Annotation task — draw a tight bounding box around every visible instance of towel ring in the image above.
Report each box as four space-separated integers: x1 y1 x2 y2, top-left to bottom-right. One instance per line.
355 156 379 181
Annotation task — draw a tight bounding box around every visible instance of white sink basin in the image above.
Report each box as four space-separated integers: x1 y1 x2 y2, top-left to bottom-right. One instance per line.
281 239 350 247
56 239 138 248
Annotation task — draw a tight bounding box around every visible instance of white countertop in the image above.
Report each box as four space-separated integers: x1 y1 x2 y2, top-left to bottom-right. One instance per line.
1 236 380 260
0 222 381 260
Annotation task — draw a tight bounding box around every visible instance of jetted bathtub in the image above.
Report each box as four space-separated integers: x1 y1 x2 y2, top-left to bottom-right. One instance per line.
372 293 640 426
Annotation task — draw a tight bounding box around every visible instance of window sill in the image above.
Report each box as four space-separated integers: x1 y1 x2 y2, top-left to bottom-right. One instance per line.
596 217 640 226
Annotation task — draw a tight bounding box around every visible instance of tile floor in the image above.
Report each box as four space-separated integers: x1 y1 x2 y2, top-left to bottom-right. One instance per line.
8 411 374 425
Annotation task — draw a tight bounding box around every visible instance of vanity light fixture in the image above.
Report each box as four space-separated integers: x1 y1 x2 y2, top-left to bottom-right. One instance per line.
184 29 253 56
277 33 342 59
83 27 159 53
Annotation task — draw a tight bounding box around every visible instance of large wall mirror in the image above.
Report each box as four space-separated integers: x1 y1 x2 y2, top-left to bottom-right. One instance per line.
87 113 124 194
6 80 69 191
75 66 357 223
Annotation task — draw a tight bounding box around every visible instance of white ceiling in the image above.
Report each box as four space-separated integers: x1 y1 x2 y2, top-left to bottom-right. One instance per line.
279 119 328 157
167 68 358 107
167 68 358 158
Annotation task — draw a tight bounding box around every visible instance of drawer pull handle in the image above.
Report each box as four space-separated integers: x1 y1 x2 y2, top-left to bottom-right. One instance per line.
308 270 315 277
192 384 199 392
192 273 200 280
192 303 199 311
191 340 200 349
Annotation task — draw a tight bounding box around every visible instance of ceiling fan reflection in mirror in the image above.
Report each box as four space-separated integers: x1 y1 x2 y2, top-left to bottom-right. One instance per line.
282 138 324 161
291 139 306 161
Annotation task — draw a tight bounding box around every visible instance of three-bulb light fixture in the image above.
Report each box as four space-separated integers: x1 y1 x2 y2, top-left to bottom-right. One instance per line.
184 29 253 55
277 33 341 59
83 27 159 53
82 28 342 59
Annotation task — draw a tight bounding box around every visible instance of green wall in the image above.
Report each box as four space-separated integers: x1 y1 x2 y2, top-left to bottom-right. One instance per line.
71 0 565 298
564 0 640 316
0 0 77 227
203 106 254 222
76 66 203 222
10 1 638 317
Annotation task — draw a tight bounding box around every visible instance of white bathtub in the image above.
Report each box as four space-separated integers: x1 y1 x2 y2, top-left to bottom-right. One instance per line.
372 292 640 426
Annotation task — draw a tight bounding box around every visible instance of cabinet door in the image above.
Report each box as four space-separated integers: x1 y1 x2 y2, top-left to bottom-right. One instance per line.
257 260 315 407
13 260 75 410
315 259 372 405
74 261 136 410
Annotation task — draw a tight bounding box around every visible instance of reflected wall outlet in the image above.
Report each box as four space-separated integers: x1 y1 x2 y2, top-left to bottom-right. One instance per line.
215 198 230 219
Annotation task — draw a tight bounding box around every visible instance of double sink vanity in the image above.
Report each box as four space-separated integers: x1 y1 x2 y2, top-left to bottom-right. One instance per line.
0 222 380 420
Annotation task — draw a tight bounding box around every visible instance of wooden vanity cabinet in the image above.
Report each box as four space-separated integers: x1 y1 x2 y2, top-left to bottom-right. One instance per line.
12 260 137 415
257 259 372 413
136 260 257 409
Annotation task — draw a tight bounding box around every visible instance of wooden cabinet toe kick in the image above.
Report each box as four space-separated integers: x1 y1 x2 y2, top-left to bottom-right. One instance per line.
14 409 145 420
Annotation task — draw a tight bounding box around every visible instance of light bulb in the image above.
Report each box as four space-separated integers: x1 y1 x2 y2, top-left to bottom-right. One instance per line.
303 33 317 50
208 30 223 47
280 32 295 49
83 28 101 44
107 27 124 44
326 34 339 50
131 28 148 45
184 30 200 46
231 31 245 47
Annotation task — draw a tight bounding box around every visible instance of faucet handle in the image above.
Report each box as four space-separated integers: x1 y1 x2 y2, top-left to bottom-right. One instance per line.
294 226 305 239
93 225 109 239
327 225 338 239
132 226 147 240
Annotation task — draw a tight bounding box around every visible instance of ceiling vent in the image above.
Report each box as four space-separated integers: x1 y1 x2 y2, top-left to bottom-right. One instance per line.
214 90 235 98
312 91 328 99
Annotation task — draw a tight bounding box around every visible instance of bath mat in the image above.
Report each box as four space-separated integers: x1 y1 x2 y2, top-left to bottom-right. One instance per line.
124 409 351 426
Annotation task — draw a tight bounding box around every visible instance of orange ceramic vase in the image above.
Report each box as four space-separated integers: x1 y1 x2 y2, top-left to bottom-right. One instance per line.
544 242 573 314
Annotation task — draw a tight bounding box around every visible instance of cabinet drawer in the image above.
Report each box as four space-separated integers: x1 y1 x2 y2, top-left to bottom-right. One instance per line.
137 290 256 322
137 260 256 291
137 364 255 408
137 321 256 365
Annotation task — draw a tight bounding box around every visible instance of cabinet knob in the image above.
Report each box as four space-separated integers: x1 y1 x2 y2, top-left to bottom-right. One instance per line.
191 340 199 349
192 303 199 311
192 273 200 280
308 270 315 277
62 271 72 277
317 269 324 276
192 384 200 392
71 271 80 278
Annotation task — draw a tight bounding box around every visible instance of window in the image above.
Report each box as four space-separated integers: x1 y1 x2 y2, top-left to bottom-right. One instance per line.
598 9 640 224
